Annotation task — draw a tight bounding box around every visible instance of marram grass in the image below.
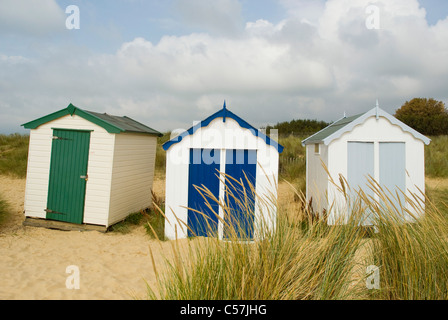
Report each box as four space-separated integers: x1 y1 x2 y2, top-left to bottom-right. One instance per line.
146 174 369 300
362 179 448 300
146 172 448 300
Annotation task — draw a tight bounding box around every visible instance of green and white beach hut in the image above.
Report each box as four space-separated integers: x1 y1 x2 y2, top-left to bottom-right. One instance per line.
22 103 162 231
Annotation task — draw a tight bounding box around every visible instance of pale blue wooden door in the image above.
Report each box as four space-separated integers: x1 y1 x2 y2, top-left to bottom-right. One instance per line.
347 142 374 223
347 142 375 194
379 142 406 211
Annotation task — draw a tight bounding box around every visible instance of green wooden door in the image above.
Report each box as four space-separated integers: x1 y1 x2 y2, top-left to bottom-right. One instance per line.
46 129 91 224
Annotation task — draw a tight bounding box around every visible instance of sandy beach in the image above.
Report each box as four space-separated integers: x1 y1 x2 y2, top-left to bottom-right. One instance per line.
1 172 445 300
0 174 298 300
0 174 189 300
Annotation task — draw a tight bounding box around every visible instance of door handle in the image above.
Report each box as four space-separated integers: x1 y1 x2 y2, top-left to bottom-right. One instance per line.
80 175 88 181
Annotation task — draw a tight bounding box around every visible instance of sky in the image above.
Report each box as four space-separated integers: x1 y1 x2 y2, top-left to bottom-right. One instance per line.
1 0 448 134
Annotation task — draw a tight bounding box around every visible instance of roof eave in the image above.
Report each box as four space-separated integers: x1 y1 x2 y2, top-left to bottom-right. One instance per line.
163 106 284 153
22 103 124 134
301 114 348 146
318 107 431 145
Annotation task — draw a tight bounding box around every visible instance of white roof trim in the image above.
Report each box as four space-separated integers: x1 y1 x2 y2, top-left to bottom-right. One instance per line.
322 107 431 145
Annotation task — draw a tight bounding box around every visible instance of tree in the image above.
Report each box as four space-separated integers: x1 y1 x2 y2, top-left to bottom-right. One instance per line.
265 119 330 137
394 98 448 136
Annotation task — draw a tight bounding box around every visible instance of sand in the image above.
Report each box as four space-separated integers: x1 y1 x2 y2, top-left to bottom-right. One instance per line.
0 174 297 300
1 172 444 300
0 174 190 300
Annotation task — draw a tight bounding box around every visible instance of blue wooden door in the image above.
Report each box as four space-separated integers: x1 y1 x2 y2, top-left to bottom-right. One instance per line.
187 149 221 237
379 142 406 210
347 142 374 223
223 149 257 240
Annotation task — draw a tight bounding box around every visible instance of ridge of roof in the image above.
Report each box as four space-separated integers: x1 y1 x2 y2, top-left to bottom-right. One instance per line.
302 106 431 146
22 103 162 136
301 112 365 146
162 103 284 153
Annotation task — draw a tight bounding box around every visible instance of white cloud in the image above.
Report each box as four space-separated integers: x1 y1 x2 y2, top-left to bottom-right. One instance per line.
1 0 448 134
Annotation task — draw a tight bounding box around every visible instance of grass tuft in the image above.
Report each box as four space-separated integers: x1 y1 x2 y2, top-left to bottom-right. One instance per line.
0 194 10 228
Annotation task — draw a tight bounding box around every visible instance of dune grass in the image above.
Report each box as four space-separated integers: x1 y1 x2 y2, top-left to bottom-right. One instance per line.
426 135 448 178
0 194 10 228
360 180 448 299
278 135 307 196
146 175 370 300
154 132 171 177
0 134 29 178
146 168 448 300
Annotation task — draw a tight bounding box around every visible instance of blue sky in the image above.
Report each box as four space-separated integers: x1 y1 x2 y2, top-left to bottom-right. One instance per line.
1 0 448 134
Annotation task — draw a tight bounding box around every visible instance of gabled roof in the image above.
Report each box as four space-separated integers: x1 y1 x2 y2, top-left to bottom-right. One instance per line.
302 106 431 146
22 103 163 136
162 102 284 153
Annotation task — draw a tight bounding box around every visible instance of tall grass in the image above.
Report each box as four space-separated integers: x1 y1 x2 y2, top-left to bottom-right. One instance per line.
147 168 448 300
147 175 368 300
425 135 448 178
154 132 171 177
278 135 307 196
0 134 29 178
0 193 10 228
360 179 448 299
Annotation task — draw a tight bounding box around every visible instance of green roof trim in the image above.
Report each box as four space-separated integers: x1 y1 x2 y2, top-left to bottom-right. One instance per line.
22 103 162 136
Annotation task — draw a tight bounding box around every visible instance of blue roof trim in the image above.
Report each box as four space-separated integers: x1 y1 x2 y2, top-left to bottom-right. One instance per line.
162 105 284 153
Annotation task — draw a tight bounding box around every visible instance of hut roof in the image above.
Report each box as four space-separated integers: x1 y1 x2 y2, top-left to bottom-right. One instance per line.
302 106 431 146
162 101 284 153
22 103 162 136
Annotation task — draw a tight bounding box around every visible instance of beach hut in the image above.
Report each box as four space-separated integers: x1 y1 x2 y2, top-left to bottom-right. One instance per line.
21 103 162 231
163 102 284 240
302 102 430 225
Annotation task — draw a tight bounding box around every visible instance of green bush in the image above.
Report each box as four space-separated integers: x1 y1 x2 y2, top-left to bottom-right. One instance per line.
395 98 448 136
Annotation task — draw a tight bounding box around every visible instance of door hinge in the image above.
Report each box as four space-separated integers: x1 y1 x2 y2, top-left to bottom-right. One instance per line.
52 136 72 141
45 208 66 215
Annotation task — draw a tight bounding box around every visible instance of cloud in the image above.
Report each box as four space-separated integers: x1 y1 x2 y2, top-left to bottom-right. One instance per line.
172 0 244 36
1 0 448 134
0 0 66 36
279 0 326 24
